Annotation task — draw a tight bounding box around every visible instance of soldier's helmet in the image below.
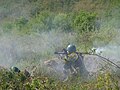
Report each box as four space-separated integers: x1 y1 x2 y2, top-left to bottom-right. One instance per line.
66 44 76 54
11 66 20 73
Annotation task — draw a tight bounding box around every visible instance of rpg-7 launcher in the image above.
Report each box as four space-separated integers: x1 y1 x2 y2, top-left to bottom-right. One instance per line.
54 48 68 58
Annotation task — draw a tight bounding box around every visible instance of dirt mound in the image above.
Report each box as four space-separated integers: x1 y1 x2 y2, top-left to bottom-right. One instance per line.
44 55 103 74
44 58 64 73
84 55 103 72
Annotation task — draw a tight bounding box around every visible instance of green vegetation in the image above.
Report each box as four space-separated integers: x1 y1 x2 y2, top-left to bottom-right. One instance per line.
0 0 120 89
0 68 119 90
73 11 97 32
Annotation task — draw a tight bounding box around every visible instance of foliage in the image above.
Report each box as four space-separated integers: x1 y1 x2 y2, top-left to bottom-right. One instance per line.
53 13 72 32
73 11 97 33
15 17 28 30
70 11 97 51
0 68 26 90
0 0 120 21
13 11 73 34
1 22 15 33
0 68 119 90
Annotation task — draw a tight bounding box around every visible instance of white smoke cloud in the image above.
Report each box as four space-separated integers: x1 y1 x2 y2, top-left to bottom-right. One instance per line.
0 30 76 69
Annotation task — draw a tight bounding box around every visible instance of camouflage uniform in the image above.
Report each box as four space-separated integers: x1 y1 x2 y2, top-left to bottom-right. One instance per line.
64 52 79 73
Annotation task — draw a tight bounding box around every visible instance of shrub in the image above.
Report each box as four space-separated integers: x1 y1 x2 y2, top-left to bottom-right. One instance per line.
53 13 72 32
73 11 97 33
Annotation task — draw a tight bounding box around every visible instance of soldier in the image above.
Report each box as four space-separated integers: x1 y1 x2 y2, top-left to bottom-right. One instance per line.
63 44 88 81
10 66 30 77
24 69 30 77
63 44 78 74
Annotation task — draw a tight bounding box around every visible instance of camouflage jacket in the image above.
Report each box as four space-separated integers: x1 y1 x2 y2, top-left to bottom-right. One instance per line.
64 52 79 62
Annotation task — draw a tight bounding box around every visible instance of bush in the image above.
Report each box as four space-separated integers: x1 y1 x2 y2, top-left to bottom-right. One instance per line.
73 11 97 33
53 13 72 32
15 17 28 30
0 68 119 90
24 11 55 33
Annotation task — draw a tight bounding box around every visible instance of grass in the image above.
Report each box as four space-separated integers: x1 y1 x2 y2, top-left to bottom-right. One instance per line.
0 67 119 90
